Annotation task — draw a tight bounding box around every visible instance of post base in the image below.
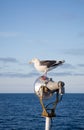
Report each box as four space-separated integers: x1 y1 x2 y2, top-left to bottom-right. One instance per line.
42 109 56 117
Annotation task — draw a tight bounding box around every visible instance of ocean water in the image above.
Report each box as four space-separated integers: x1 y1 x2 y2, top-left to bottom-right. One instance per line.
0 93 84 130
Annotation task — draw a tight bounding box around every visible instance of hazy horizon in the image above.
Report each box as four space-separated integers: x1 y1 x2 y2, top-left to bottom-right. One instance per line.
0 0 84 93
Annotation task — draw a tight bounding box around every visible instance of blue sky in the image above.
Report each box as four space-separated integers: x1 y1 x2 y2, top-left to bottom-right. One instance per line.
0 0 84 93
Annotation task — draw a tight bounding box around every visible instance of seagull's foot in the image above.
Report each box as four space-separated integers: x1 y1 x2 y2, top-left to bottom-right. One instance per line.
41 73 47 80
41 75 47 80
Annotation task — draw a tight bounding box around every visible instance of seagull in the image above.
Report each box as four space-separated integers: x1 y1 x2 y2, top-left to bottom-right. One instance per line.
29 58 65 75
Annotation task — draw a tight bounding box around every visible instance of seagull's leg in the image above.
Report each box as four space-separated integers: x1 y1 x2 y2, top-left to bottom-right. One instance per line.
44 72 47 77
42 70 47 77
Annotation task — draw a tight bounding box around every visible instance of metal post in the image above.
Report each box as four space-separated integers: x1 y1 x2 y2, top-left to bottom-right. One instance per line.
45 117 51 130
34 76 65 130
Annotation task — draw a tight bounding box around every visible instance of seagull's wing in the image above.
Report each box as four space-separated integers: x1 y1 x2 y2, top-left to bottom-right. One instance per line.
40 60 57 68
40 60 65 68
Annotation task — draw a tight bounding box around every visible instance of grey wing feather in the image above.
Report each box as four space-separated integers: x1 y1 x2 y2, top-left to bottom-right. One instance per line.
40 60 57 68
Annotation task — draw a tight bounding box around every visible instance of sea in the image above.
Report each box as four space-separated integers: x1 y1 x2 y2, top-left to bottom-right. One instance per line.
0 93 84 130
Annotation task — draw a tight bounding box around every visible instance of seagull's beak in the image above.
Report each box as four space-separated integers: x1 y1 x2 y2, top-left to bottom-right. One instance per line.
29 61 32 64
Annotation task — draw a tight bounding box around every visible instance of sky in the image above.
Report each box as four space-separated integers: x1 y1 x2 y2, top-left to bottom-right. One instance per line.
0 0 84 93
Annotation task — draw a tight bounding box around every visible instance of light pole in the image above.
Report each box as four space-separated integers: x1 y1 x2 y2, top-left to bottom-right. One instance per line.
34 76 65 130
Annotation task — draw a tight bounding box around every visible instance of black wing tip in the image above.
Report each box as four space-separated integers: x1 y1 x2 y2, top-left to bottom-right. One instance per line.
62 60 65 63
59 60 65 64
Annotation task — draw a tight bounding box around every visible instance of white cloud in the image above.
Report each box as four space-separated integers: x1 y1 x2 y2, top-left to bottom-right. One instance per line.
64 48 84 56
78 32 84 37
0 57 18 63
0 32 19 37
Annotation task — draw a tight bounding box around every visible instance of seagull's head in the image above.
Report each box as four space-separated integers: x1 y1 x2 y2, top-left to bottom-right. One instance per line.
29 58 40 64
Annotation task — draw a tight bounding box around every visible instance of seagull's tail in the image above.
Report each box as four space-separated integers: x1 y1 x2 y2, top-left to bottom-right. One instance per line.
52 60 65 67
60 60 65 64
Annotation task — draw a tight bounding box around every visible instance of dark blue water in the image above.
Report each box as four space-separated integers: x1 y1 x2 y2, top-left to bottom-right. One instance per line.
0 94 84 130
